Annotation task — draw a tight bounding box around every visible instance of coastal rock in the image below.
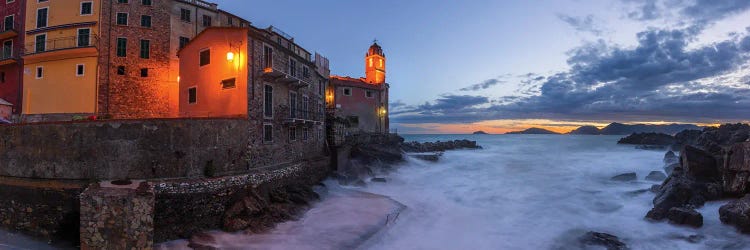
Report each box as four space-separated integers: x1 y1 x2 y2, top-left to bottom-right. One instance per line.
722 142 750 196
681 146 719 182
223 185 320 233
664 163 680 175
411 153 442 162
618 133 675 146
371 178 387 183
646 171 667 182
611 173 637 182
401 139 482 153
674 130 703 149
664 151 679 165
646 169 723 221
719 194 750 233
578 231 629 250
667 207 703 228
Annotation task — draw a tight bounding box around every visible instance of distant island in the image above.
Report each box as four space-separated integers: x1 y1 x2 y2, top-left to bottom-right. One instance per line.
506 128 560 135
473 131 489 135
567 123 702 135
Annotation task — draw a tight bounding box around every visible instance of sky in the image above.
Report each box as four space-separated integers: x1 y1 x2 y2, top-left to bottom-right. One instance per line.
212 0 750 134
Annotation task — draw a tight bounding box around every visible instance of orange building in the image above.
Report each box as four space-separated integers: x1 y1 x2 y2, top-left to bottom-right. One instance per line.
328 42 390 133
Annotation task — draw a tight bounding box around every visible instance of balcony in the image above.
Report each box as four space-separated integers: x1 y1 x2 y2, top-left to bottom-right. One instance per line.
23 35 99 63
0 22 20 40
177 0 218 10
261 65 310 88
0 51 19 66
285 109 324 126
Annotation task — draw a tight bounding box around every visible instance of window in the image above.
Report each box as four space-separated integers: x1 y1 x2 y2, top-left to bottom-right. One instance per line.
288 59 296 77
221 78 236 89
76 64 84 76
0 72 5 83
319 80 324 95
264 85 273 117
199 49 210 66
303 127 309 141
2 40 11 58
289 127 296 141
117 0 128 3
179 37 190 49
36 8 48 28
263 124 273 142
228 17 233 26
141 0 151 6
77 28 90 47
188 87 197 104
289 92 297 118
116 38 127 57
302 96 309 119
140 40 150 59
117 66 125 75
263 46 273 68
180 9 191 22
366 90 374 98
202 15 211 27
140 68 148 77
4 15 14 31
34 34 46 52
35 66 43 79
116 13 128 25
343 87 352 96
141 15 151 28
81 2 93 15
303 66 310 79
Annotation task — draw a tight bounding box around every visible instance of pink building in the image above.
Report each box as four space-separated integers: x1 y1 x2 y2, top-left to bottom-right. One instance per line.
0 0 24 118
328 42 390 133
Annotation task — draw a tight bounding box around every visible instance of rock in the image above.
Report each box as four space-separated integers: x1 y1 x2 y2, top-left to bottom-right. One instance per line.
664 151 679 165
646 171 667 182
719 194 750 233
636 145 668 150
412 153 441 162
674 130 703 149
681 145 719 182
578 231 629 250
664 163 680 175
371 178 387 183
646 170 723 221
650 184 661 193
722 142 750 196
618 133 675 146
611 173 637 182
401 139 482 153
667 207 703 228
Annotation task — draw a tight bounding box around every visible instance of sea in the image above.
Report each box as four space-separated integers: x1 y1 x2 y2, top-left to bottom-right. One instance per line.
5 134 750 249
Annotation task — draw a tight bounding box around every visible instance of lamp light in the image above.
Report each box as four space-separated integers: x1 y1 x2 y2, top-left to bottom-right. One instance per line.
226 52 235 62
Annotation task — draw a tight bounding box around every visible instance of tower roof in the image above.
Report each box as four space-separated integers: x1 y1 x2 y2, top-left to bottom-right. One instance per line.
367 42 385 57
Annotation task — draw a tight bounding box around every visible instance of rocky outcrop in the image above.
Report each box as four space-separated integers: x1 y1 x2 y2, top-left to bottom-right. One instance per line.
667 207 703 228
720 194 750 233
611 173 637 182
401 139 482 153
577 231 629 250
617 133 675 146
506 128 560 135
223 185 320 233
646 163 722 221
646 171 667 182
723 142 750 196
681 146 720 182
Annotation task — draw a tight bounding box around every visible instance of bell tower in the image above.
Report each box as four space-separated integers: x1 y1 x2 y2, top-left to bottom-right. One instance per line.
365 41 386 84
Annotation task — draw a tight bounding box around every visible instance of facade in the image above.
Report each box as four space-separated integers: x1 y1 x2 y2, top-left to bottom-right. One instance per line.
0 0 24 118
328 42 390 133
178 26 329 166
19 0 249 121
0 98 11 121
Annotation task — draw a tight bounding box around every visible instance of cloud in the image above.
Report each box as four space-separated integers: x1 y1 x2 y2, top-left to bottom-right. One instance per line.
460 79 504 91
623 0 750 25
392 27 750 124
557 14 605 36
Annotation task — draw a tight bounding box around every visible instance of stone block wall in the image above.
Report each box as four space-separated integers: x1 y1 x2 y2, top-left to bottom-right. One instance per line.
80 181 154 249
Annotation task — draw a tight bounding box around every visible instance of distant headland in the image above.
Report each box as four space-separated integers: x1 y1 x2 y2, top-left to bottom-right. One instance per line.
506 128 560 135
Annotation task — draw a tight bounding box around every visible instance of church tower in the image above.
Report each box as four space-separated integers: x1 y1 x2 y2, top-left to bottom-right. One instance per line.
365 41 386 84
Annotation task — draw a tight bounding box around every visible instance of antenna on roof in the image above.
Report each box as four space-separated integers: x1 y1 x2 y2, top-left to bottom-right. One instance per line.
373 38 378 44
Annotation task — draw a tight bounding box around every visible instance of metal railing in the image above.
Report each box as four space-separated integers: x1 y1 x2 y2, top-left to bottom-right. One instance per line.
289 109 324 122
177 0 218 9
24 35 99 55
2 21 20 33
1 50 17 60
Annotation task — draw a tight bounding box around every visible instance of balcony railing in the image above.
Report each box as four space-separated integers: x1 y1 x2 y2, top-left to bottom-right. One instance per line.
1 50 18 61
0 21 20 40
24 35 99 56
177 0 218 10
261 65 311 88
286 109 324 126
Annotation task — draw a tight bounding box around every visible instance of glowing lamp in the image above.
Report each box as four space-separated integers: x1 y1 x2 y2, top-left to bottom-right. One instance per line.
177 76 181 82
226 52 235 62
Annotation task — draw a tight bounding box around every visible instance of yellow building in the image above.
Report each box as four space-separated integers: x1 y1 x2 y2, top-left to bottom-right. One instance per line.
22 0 100 115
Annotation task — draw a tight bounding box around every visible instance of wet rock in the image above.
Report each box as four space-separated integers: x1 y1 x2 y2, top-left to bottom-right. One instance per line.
674 130 703 149
722 142 750 196
667 207 703 228
719 194 750 233
664 151 679 165
411 153 442 162
371 178 387 183
611 173 637 182
618 133 675 146
646 169 723 221
650 185 661 193
401 139 482 153
664 163 680 175
646 171 667 182
188 232 219 250
578 231 629 250
681 146 719 182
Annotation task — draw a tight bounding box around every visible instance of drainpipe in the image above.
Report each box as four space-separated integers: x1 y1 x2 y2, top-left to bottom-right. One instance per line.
104 0 114 115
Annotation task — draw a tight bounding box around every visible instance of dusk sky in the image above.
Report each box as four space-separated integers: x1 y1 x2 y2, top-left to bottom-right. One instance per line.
213 0 750 134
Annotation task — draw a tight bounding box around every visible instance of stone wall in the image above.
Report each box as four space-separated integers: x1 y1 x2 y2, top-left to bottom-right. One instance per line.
80 181 155 249
0 118 250 180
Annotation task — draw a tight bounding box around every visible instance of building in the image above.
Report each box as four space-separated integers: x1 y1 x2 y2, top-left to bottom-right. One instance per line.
19 0 249 121
0 0 25 118
178 26 329 166
327 42 390 134
0 98 12 121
